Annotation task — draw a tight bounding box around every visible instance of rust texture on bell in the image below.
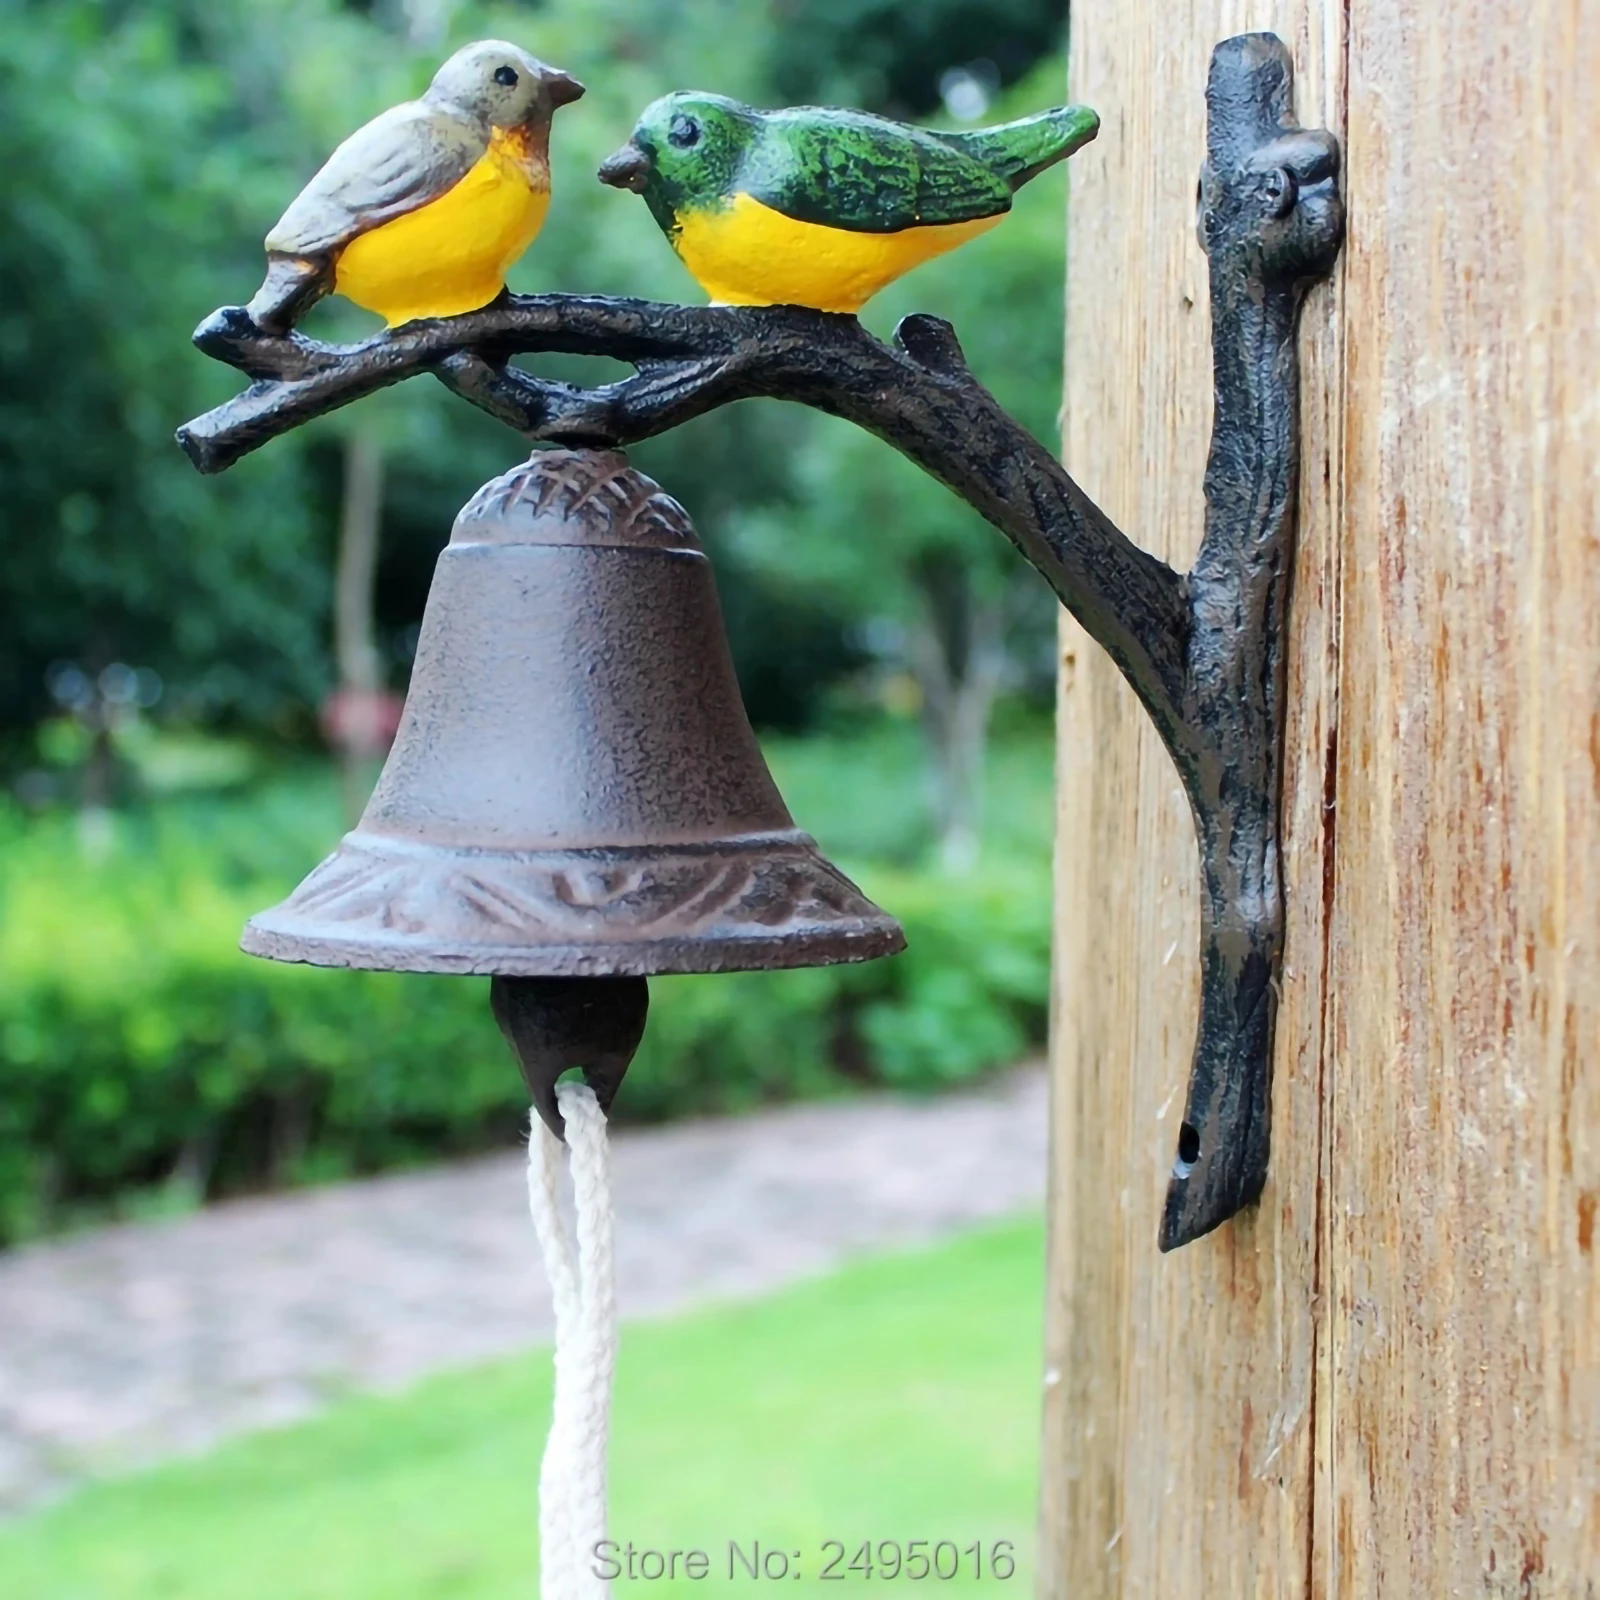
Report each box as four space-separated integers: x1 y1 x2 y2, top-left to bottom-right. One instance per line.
240 448 904 1133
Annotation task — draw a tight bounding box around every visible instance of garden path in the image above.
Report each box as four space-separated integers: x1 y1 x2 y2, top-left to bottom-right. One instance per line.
0 1067 1045 1515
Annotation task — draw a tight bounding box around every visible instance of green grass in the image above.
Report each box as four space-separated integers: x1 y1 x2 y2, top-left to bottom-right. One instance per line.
0 1219 1045 1600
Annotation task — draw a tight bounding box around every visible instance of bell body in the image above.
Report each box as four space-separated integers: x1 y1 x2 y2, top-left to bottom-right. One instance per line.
242 450 904 978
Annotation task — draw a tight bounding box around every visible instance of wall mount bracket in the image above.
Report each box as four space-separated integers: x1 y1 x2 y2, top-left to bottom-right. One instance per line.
178 32 1342 1250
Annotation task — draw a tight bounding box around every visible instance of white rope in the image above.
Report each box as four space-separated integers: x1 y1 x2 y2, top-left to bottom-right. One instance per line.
527 1082 617 1600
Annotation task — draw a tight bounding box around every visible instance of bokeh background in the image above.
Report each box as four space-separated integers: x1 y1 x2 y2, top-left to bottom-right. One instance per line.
0 0 1071 1591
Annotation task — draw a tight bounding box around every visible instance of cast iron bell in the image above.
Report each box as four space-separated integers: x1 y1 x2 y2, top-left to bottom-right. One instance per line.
241 449 904 1135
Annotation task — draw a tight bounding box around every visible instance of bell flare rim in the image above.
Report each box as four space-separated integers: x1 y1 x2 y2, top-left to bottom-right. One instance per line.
238 921 907 977
236 828 904 979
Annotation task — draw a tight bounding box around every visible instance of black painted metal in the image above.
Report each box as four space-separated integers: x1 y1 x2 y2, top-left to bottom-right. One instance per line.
182 34 1342 1246
492 975 650 1142
1162 36 1343 1249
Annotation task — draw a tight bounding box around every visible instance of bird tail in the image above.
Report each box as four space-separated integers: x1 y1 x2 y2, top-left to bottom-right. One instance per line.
934 104 1100 191
245 253 332 336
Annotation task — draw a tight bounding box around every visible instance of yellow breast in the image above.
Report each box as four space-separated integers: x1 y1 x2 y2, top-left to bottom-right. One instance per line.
333 130 550 327
670 192 1002 314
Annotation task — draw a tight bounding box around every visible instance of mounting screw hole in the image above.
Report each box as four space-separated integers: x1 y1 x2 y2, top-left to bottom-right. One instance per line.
1265 166 1298 218
1173 1121 1201 1178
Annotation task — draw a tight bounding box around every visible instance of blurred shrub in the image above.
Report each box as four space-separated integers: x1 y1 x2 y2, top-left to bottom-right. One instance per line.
0 792 1048 1245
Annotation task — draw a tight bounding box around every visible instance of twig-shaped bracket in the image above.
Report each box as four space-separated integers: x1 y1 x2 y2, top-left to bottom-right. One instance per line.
179 33 1341 1249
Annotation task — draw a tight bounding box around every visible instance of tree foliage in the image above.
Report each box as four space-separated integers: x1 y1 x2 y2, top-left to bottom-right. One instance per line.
765 0 1063 116
0 0 1067 760
0 2 329 739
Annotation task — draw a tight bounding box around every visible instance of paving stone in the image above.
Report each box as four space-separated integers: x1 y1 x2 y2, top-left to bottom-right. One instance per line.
0 1068 1045 1515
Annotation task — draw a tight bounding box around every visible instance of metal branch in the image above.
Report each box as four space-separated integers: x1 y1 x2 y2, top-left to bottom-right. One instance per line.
177 294 1191 733
1156 34 1343 1249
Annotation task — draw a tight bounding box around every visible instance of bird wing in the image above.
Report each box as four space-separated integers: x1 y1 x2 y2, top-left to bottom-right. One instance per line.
264 102 485 257
741 108 1012 234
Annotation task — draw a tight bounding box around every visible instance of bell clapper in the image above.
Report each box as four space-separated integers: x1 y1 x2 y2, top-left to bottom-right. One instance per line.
503 976 634 1596
492 974 650 1142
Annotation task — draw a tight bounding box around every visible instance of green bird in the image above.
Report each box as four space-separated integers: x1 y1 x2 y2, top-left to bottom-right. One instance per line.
596 93 1100 314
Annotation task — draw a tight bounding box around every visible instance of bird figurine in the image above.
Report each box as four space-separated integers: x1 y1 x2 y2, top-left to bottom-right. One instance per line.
245 40 584 333
596 92 1099 314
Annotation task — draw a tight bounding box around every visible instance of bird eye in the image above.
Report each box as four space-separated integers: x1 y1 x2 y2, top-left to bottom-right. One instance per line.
667 114 701 149
493 65 519 87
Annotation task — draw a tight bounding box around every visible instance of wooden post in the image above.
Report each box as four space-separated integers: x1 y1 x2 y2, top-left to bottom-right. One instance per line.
1041 2 1599 1595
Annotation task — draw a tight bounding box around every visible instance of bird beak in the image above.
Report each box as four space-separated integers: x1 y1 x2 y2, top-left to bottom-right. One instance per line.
597 143 651 193
545 71 585 108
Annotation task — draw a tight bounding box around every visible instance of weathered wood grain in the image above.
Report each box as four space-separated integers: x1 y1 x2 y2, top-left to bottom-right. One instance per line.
1042 1 1598 1595
1042 5 1342 1593
1324 1 1600 1592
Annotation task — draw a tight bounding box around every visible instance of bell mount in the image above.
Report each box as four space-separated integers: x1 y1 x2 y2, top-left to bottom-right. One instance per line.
181 34 1343 1249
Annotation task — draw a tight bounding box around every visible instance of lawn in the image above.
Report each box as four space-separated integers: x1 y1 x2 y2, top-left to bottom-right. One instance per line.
0 1218 1046 1599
